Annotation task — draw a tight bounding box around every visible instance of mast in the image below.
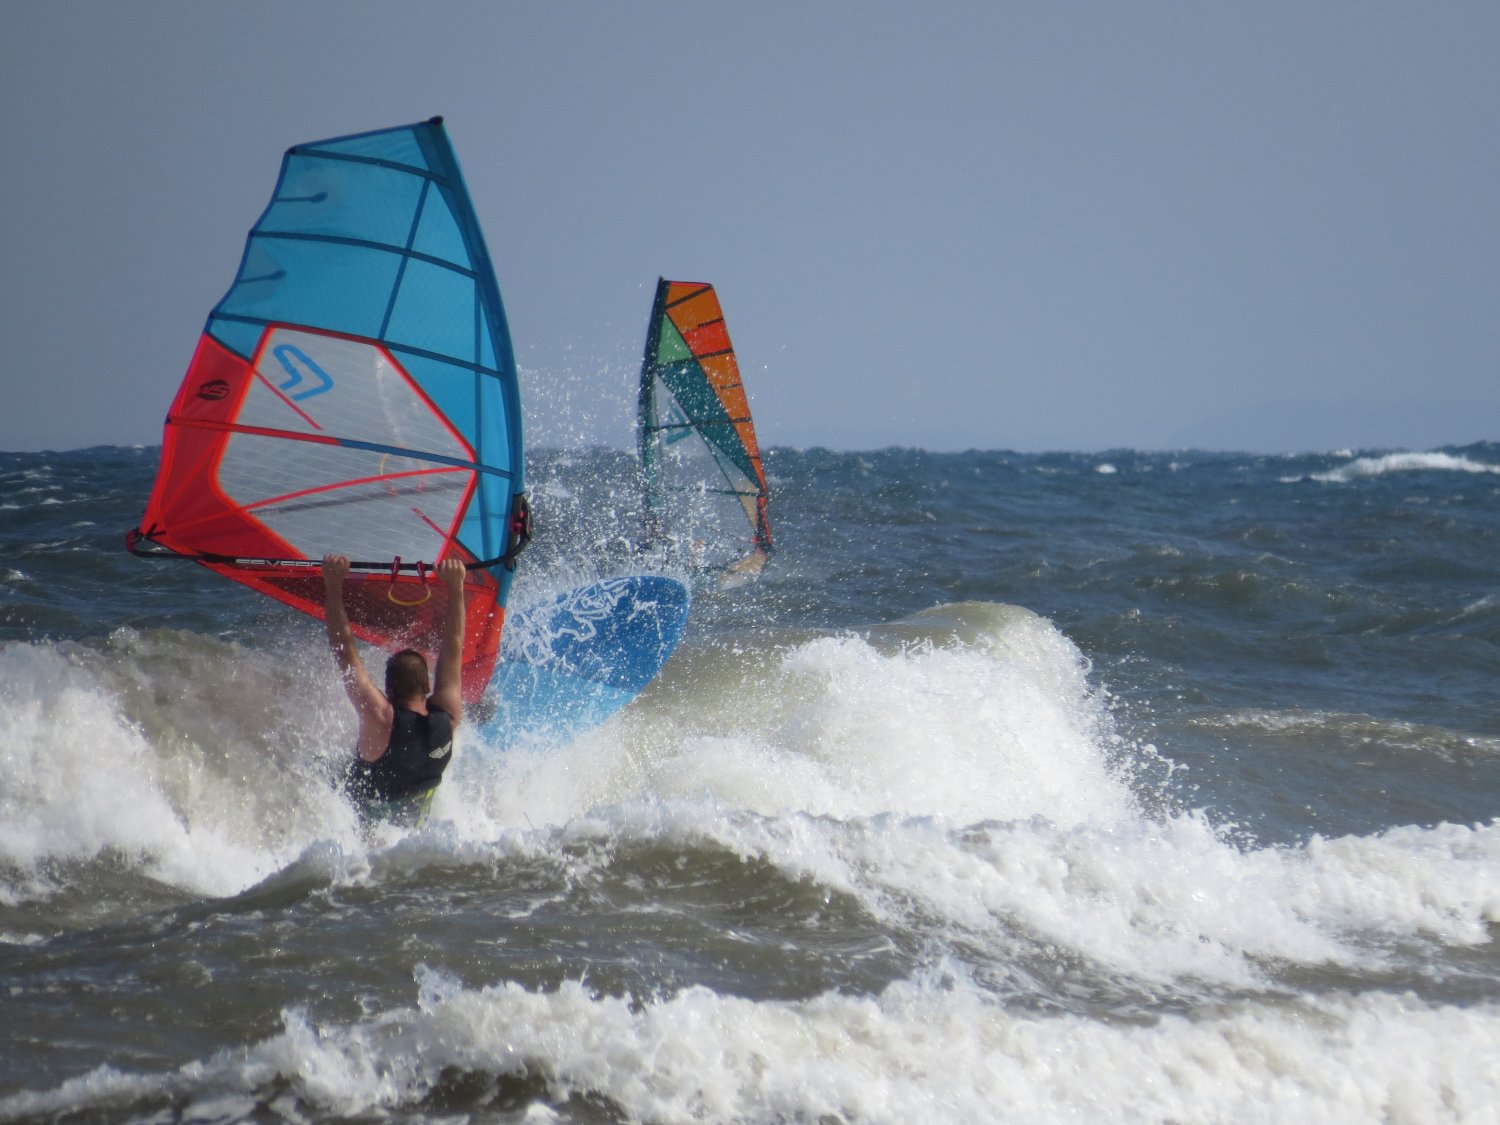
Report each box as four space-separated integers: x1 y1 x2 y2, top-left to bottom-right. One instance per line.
637 277 670 543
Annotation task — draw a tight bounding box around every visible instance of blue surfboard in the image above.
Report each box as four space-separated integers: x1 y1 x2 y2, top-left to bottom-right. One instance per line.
476 575 690 749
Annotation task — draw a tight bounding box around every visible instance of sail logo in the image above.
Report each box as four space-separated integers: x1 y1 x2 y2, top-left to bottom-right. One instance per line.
197 379 231 401
271 343 334 401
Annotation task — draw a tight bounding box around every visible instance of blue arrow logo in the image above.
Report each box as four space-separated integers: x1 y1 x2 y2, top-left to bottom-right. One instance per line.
272 344 334 401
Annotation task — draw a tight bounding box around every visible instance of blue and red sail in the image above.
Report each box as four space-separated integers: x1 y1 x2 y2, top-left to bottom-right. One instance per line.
131 119 527 700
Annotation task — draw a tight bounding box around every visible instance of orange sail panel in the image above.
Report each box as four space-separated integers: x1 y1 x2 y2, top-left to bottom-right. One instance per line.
131 120 526 701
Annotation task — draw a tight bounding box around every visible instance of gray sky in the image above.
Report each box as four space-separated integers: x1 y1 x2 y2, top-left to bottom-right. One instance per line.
3 1 1496 454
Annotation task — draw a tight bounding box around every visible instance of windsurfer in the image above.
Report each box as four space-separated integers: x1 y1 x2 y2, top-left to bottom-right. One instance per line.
322 554 466 823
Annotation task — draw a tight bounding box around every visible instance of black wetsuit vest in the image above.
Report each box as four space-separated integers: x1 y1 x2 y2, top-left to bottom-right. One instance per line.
345 706 454 806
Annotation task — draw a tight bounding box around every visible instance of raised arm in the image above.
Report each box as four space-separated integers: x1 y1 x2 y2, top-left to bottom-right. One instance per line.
429 557 467 724
323 554 393 754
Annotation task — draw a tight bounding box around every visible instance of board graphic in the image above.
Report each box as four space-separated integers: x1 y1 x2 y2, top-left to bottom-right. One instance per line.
477 575 691 749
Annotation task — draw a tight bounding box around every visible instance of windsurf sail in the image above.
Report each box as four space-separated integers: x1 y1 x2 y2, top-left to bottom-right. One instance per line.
636 278 772 573
128 118 529 701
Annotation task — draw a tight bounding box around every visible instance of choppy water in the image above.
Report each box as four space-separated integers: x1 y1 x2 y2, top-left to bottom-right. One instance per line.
2 443 1499 1123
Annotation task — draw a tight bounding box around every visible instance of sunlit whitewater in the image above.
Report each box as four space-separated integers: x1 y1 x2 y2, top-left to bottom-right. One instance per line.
3 444 1500 1123
1295 450 1500 484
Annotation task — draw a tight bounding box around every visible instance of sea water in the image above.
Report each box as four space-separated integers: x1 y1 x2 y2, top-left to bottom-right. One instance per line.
2 444 1499 1123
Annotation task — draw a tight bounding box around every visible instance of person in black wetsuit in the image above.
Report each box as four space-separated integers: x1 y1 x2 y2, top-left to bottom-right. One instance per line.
322 553 466 824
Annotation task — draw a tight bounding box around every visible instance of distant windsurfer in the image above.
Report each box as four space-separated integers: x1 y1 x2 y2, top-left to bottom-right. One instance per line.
322 554 465 824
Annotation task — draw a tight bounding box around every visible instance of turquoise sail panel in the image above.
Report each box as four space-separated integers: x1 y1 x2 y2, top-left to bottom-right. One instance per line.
207 118 523 570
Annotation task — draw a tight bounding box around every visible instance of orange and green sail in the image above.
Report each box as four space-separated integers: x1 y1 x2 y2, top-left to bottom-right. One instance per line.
637 279 771 568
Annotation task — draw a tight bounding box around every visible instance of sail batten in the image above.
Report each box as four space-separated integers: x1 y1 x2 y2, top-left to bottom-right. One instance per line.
132 119 526 701
250 233 482 279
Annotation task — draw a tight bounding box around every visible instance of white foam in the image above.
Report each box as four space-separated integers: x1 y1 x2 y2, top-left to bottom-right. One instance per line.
428 793 1500 996
8 969 1496 1123
9 609 1500 1004
445 703 1500 996
386 974 1500 1124
416 613 1500 990
7 605 1500 1122
615 609 1131 830
0 638 357 902
1298 451 1500 484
